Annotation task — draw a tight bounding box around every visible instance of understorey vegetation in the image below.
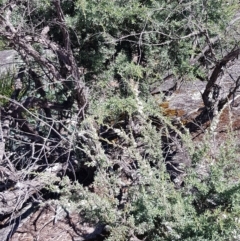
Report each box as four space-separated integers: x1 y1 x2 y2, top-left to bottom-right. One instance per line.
0 0 240 240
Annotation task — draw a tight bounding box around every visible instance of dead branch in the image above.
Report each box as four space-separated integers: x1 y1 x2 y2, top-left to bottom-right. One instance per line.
191 12 240 65
0 162 63 218
202 48 240 108
51 0 88 114
0 1 88 117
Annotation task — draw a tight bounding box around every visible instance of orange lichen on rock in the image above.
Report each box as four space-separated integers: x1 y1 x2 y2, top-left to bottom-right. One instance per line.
159 102 185 117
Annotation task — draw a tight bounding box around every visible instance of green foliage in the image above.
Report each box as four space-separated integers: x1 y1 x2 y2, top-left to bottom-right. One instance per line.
69 0 239 89
0 73 13 105
1 0 240 240
0 37 7 51
55 119 240 241
180 138 240 240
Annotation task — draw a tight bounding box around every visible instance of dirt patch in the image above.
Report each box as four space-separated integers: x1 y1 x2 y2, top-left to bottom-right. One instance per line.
10 204 104 241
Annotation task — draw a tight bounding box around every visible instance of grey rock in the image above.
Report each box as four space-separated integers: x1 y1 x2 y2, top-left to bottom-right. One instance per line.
0 50 19 76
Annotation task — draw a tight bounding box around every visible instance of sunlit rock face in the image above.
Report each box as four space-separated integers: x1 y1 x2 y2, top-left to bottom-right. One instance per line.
165 80 206 116
0 50 19 76
0 49 54 77
155 57 240 144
